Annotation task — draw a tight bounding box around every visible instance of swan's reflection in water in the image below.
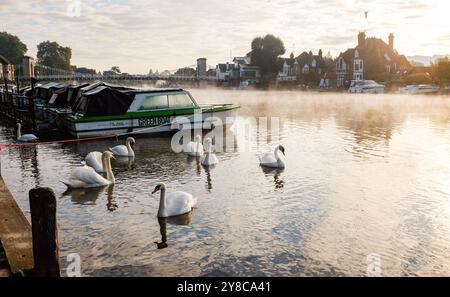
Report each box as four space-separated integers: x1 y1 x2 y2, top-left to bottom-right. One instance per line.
62 185 118 211
186 155 202 176
155 211 193 250
113 156 135 171
260 166 285 189
203 165 213 191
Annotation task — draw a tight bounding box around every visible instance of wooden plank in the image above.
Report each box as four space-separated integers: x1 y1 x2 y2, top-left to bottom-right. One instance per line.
0 177 34 275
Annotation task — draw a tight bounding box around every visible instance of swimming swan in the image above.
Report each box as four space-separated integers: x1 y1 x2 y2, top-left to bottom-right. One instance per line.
85 151 104 173
152 183 197 218
110 137 135 157
16 123 38 142
201 138 219 166
186 135 204 157
62 151 115 189
259 145 285 168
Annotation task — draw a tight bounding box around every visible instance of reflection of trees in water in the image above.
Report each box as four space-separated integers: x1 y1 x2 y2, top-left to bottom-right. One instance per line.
335 106 400 147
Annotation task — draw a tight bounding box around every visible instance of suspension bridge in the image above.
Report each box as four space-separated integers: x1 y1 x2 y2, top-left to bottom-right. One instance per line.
16 63 219 82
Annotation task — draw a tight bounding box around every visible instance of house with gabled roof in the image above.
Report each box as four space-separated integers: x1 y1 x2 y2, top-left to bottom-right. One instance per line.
336 32 411 87
0 54 15 82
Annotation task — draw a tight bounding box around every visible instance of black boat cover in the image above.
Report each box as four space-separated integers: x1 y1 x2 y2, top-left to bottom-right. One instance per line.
48 86 70 108
71 81 135 111
67 83 90 107
73 86 134 117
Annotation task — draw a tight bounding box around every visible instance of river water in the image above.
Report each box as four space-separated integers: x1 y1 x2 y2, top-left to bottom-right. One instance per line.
1 89 449 276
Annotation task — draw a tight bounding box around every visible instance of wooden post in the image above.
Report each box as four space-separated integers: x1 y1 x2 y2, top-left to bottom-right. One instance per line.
30 77 37 129
29 188 60 277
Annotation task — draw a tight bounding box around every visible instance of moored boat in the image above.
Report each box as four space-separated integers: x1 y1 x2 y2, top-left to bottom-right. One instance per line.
61 87 240 138
397 84 440 94
348 80 385 94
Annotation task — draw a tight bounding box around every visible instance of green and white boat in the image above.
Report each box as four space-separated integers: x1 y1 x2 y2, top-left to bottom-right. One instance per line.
61 87 240 138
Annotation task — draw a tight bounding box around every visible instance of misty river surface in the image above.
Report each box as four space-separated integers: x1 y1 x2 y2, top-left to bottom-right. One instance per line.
1 89 450 276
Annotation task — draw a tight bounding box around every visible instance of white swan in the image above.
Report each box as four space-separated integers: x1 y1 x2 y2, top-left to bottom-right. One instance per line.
85 151 104 173
16 123 38 142
201 138 219 166
62 151 115 189
186 135 204 157
110 137 135 157
259 145 286 168
152 183 197 218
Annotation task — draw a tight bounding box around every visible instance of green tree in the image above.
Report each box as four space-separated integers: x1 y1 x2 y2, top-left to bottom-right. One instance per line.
434 57 450 84
364 47 384 80
72 66 97 75
37 41 72 70
249 34 286 75
110 66 121 73
0 32 27 64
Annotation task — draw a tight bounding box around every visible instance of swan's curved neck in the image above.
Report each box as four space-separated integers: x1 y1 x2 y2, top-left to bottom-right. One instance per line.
158 188 167 217
126 140 134 155
274 146 280 160
17 125 21 138
103 157 115 183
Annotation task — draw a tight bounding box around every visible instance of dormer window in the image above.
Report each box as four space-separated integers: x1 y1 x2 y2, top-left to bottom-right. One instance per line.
312 59 316 68
355 50 359 58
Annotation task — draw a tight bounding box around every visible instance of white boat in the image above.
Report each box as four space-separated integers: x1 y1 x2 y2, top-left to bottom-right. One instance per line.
397 85 440 94
348 80 385 94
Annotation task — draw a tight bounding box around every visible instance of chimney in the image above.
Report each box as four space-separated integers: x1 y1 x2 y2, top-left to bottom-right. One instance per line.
358 32 366 48
318 49 323 57
389 33 394 50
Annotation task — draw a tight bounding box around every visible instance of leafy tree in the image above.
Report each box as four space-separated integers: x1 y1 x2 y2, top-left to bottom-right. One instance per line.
433 57 450 84
0 32 27 64
249 34 286 75
364 46 384 80
110 66 121 73
37 41 72 70
72 66 97 75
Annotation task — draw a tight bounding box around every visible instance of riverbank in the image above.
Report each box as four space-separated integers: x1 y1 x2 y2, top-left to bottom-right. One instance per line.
0 241 11 277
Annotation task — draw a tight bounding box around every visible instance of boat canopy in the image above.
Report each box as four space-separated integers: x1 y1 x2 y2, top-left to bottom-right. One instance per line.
125 89 197 112
48 86 70 108
73 86 134 117
35 82 67 102
72 81 135 111
66 83 90 107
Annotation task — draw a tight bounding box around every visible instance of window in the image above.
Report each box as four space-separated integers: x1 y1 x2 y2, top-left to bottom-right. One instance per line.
168 93 194 108
138 94 168 110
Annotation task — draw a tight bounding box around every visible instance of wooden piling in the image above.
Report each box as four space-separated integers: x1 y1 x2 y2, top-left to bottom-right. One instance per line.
29 188 60 277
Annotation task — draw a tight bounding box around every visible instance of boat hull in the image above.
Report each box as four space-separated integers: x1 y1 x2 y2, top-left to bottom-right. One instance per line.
63 107 238 138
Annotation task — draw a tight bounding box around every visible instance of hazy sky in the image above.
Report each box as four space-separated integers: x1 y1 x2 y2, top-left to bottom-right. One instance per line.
1 0 449 73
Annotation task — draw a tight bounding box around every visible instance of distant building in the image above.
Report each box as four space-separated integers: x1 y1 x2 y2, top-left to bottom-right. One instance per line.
296 50 326 76
175 67 196 77
196 58 207 78
215 57 260 85
21 56 35 78
277 57 297 81
336 32 411 87
277 50 327 83
0 54 14 82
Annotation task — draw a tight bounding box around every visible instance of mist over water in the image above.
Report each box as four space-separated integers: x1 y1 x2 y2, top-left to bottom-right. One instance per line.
1 89 450 276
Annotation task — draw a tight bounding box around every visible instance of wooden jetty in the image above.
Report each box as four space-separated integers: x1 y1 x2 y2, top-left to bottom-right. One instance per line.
0 176 34 276
0 158 60 277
